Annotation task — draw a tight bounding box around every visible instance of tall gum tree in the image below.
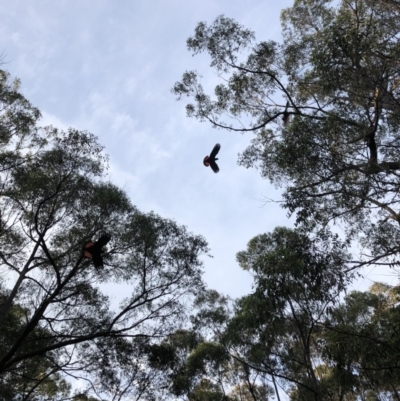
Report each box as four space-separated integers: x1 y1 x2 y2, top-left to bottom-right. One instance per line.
173 0 400 269
152 230 400 401
153 228 353 401
0 69 209 401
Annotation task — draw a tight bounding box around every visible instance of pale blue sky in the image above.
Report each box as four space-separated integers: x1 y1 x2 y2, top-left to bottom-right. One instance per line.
0 0 394 298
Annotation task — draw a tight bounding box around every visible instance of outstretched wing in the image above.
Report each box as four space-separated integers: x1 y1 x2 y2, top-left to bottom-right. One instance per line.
92 253 104 269
209 143 221 159
94 233 111 249
209 159 220 173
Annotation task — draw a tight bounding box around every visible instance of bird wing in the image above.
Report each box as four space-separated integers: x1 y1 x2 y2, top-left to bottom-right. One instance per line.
94 233 111 250
209 143 221 159
209 159 220 173
92 253 104 269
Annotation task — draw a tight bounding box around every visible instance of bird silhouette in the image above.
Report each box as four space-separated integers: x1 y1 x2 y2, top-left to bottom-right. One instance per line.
203 143 221 173
282 101 290 124
82 233 111 268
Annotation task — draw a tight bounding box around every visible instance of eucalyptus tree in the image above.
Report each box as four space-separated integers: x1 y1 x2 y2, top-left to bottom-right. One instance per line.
140 224 400 401
0 69 208 400
173 0 400 268
0 291 72 401
317 282 400 401
219 227 350 401
185 228 400 401
146 325 273 401
152 228 349 401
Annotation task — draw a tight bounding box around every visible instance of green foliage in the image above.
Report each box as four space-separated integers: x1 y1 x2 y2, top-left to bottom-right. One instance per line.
158 228 354 401
320 284 400 399
0 289 71 400
236 227 350 304
174 0 400 268
146 323 275 401
0 68 209 401
188 379 226 401
163 3 400 398
220 228 351 401
182 228 400 401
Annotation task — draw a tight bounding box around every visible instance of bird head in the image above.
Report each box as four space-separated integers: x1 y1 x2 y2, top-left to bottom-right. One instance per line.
203 156 210 167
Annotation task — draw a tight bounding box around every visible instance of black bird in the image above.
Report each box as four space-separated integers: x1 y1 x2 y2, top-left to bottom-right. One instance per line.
82 233 111 268
203 143 221 173
282 101 290 125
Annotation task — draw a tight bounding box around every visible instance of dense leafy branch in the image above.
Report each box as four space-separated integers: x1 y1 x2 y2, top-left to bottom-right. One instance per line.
0 68 209 401
174 1 400 268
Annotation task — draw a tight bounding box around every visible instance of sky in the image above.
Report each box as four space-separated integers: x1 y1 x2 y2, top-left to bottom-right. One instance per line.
0 0 396 300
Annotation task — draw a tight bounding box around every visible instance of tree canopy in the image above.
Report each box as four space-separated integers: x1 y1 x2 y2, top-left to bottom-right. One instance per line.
173 0 400 269
167 1 400 400
0 68 209 400
4 0 400 399
152 229 400 401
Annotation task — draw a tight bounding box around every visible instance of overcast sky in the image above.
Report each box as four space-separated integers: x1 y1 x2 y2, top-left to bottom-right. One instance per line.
0 0 395 299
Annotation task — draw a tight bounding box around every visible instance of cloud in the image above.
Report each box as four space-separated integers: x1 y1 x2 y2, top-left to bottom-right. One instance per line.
39 111 71 131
